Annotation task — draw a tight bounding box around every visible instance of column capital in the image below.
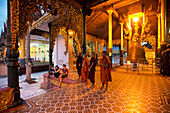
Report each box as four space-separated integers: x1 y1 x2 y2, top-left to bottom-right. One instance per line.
157 13 161 17
107 9 113 14
119 22 124 25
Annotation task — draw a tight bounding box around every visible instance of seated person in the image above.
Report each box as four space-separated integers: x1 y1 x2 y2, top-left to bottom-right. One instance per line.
58 64 69 88
61 64 69 78
53 65 63 86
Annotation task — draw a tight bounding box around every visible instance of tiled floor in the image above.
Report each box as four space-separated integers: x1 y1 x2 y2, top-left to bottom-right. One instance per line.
5 65 170 113
0 71 49 99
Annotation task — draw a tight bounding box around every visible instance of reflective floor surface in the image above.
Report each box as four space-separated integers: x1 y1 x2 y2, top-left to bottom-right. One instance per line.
3 66 170 113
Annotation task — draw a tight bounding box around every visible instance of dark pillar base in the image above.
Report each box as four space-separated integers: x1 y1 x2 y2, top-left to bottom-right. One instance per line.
8 88 23 108
120 50 123 66
160 43 167 74
6 48 23 107
20 59 25 65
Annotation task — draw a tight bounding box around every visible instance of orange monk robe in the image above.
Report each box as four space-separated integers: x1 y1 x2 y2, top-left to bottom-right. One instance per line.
81 58 89 82
100 55 112 84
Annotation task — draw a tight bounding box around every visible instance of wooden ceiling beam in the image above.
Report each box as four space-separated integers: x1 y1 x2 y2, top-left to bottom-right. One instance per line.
112 0 141 9
86 32 100 39
86 11 103 26
86 0 109 9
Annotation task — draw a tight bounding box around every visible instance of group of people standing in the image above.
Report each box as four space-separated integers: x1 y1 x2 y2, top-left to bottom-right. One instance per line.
76 51 112 93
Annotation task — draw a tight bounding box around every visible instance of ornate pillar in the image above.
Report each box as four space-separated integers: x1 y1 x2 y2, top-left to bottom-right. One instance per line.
82 7 86 54
6 0 23 107
157 13 161 58
95 39 98 64
25 24 32 83
120 22 124 65
68 30 74 70
157 13 161 49
20 39 25 65
95 39 98 53
107 9 113 66
161 0 167 46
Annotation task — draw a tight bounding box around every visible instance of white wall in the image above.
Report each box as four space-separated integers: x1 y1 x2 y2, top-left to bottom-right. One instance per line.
53 35 69 69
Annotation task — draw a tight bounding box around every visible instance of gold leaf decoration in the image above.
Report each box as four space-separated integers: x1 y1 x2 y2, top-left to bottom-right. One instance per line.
10 0 83 50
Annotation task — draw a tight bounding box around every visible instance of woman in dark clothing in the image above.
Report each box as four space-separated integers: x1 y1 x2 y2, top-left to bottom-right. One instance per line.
76 52 82 79
53 65 63 87
88 52 97 88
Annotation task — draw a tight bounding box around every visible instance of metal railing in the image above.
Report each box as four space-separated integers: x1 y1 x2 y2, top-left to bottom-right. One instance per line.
126 58 154 75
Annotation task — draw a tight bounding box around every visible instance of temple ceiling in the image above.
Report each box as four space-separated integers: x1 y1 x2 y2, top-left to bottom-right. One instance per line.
86 0 160 40
32 0 170 42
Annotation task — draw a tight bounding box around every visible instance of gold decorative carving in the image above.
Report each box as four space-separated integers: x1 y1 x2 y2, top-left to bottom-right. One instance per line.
10 0 83 49
0 89 13 112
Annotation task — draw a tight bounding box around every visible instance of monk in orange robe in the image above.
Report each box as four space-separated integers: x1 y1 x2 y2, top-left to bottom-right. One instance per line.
99 51 112 93
81 53 89 84
88 52 97 88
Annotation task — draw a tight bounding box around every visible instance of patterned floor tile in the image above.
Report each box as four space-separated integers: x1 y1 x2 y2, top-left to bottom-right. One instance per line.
5 65 170 112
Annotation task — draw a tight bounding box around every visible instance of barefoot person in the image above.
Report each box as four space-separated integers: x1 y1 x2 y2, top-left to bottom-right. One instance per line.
54 65 63 87
99 51 112 93
88 52 97 88
76 52 83 79
58 64 69 88
81 53 89 84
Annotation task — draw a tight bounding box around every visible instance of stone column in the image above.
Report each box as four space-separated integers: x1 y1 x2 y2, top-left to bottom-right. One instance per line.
25 25 32 83
107 9 113 65
20 39 25 65
6 0 23 107
120 22 124 65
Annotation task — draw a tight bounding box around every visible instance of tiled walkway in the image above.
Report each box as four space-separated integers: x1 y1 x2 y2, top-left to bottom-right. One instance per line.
5 66 170 112
0 71 49 99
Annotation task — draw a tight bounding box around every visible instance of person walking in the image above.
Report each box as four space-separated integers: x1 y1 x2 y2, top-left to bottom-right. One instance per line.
88 52 97 88
76 52 83 79
99 51 112 93
81 53 89 84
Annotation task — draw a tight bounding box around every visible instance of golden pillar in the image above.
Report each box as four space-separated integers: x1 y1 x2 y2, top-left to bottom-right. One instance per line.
120 22 124 65
35 46 36 60
120 23 124 51
68 30 74 70
161 0 167 44
20 38 25 65
107 9 113 65
95 39 98 53
107 9 113 49
101 41 104 56
20 39 25 59
157 13 161 49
